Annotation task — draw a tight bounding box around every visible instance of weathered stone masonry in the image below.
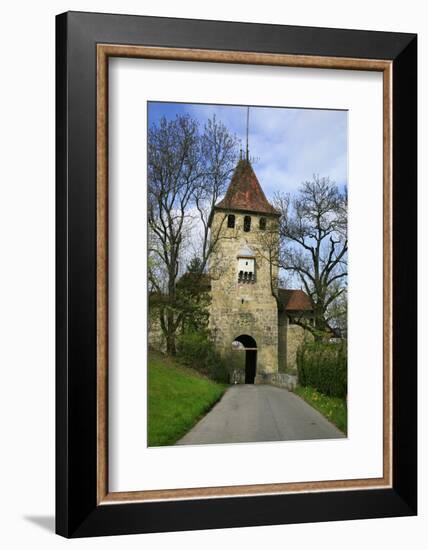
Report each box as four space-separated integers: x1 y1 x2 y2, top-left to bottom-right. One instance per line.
209 209 279 377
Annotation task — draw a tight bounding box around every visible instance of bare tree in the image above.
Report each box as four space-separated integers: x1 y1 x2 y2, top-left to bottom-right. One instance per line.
274 175 347 340
148 114 239 354
148 115 201 354
193 115 239 273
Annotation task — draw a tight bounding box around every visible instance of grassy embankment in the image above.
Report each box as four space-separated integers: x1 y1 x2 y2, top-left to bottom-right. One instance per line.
294 386 347 435
148 351 228 446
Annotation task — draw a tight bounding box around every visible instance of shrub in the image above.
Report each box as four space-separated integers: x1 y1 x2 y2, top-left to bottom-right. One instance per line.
176 331 230 384
207 358 230 384
176 332 209 369
296 341 347 398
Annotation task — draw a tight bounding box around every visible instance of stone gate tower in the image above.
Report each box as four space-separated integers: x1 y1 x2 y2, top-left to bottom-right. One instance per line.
208 158 280 383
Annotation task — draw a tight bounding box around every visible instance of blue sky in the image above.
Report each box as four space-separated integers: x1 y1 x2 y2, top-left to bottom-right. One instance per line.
148 101 348 200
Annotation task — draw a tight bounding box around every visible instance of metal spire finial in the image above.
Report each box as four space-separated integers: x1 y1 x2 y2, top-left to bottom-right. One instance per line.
246 107 250 161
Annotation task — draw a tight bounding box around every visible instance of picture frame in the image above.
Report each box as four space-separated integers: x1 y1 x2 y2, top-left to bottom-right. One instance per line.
56 11 417 538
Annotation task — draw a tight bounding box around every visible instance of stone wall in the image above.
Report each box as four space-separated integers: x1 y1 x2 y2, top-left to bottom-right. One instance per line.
278 312 314 372
257 372 298 391
278 311 288 372
209 210 279 376
286 319 314 370
148 310 166 352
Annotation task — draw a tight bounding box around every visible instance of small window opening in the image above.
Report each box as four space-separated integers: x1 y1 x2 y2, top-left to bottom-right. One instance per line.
259 217 266 230
243 216 251 232
227 214 235 228
238 270 255 284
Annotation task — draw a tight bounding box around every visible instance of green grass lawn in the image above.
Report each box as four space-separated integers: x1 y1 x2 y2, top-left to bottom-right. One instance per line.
294 386 347 435
148 352 228 446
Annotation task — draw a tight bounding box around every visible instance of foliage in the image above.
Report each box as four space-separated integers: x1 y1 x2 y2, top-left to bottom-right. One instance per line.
148 351 227 446
294 385 347 434
175 266 211 333
187 255 204 273
326 286 347 338
296 340 347 398
176 331 230 383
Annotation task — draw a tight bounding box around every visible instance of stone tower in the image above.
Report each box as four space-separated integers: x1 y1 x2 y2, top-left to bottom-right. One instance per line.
208 158 280 383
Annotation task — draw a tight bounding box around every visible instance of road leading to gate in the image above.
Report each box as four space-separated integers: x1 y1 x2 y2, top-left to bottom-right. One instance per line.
177 384 345 445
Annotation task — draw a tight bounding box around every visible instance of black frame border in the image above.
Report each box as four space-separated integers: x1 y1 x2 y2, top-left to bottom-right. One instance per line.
56 11 417 538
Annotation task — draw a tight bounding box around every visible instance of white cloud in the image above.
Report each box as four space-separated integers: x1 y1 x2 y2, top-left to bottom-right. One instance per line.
150 102 348 199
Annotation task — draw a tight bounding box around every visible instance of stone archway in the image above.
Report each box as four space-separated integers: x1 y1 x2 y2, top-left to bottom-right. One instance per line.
232 335 257 384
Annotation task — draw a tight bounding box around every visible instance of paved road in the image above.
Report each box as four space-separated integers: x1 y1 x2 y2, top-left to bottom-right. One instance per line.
177 385 345 445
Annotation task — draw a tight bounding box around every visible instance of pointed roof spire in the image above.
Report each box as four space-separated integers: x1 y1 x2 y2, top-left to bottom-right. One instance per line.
214 159 279 216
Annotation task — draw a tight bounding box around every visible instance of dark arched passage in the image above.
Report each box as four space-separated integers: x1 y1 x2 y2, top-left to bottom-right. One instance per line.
233 335 257 384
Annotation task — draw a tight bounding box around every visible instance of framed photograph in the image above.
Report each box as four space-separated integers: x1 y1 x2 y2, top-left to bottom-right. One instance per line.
56 11 417 537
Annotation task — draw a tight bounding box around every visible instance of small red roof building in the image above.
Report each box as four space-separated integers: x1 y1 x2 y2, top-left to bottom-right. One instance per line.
277 289 314 312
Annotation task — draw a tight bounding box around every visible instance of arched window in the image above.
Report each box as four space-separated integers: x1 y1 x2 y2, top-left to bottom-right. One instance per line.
259 217 266 230
227 214 235 228
243 215 251 232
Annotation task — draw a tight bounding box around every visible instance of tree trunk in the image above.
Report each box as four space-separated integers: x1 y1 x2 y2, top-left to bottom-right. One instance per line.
166 320 176 355
159 308 177 356
314 302 328 341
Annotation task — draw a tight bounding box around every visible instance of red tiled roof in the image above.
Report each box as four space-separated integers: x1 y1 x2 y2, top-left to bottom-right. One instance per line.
215 159 279 216
278 289 313 311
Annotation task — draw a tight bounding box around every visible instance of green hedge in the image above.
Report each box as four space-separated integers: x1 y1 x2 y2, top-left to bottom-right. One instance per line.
176 331 230 384
296 341 347 398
